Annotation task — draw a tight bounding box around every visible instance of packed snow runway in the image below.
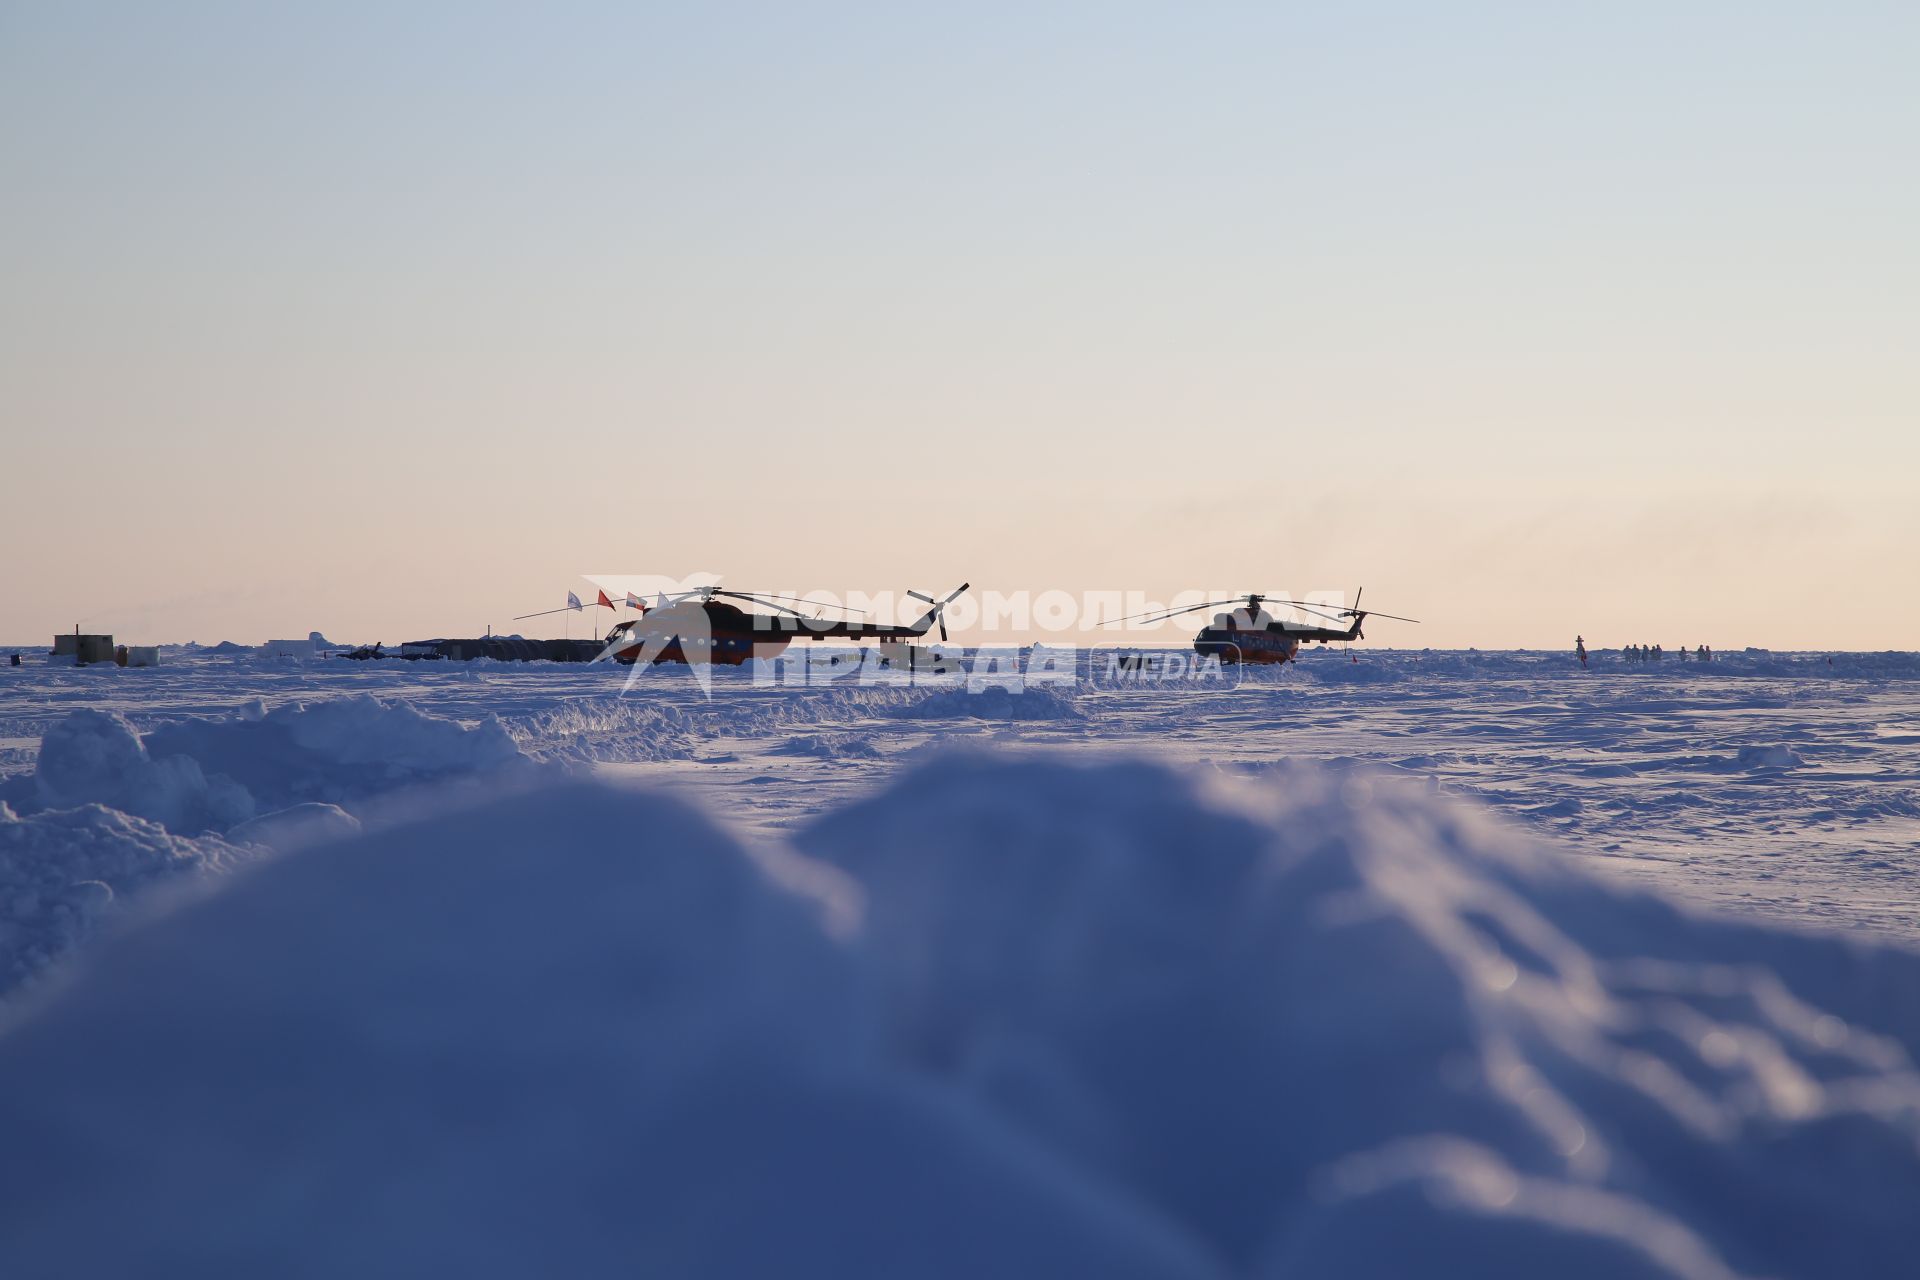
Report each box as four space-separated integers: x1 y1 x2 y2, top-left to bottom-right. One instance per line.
6 645 1920 1278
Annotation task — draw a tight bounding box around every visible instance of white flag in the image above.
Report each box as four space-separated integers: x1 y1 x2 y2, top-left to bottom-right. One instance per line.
566 591 583 611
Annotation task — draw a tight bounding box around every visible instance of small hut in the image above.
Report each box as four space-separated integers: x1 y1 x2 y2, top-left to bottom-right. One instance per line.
52 633 116 664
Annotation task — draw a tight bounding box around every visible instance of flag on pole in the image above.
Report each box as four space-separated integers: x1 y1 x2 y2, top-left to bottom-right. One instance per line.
626 592 643 611
597 590 614 610
566 591 583 611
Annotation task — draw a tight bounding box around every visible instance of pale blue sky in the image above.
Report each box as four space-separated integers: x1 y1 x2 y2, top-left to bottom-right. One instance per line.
3 2 1915 646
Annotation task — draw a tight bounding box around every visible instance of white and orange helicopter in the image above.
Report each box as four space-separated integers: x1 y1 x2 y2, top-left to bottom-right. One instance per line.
1103 589 1418 664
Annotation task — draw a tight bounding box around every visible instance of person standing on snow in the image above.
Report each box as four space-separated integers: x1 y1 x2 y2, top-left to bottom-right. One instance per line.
1576 636 1588 667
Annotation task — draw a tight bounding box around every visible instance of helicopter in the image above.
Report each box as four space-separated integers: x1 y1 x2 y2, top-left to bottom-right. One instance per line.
585 584 970 667
1103 588 1417 664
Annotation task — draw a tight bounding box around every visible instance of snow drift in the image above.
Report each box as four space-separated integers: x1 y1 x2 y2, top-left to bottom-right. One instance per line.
889 683 1085 721
0 801 247 998
16 698 528 835
3 756 1919 1278
0 777 1210 1280
0 699 530 1003
770 732 885 761
800 756 1920 1277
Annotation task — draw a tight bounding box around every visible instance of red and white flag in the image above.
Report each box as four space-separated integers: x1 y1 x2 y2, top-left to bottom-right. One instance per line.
626 592 643 611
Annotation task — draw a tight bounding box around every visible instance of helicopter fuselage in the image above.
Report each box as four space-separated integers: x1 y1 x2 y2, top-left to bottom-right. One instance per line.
1193 613 1364 665
1194 624 1301 665
597 591 965 667
600 602 791 666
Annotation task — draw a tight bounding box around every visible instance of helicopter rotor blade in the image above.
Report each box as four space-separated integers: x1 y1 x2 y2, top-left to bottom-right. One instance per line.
745 591 869 616
936 583 966 642
638 588 714 608
1102 602 1219 627
1251 588 1419 626
905 584 968 641
1256 598 1353 626
1101 599 1242 627
709 589 810 619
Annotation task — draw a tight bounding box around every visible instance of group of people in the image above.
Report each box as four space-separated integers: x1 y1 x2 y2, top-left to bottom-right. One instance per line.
1572 637 1713 668
1613 642 1711 663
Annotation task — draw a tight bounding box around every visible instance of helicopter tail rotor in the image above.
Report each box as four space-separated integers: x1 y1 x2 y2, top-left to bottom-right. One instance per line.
1339 586 1420 626
907 583 970 642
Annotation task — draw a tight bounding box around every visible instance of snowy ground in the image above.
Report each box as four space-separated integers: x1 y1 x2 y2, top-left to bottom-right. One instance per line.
6 644 1920 1277
6 645 1917 939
